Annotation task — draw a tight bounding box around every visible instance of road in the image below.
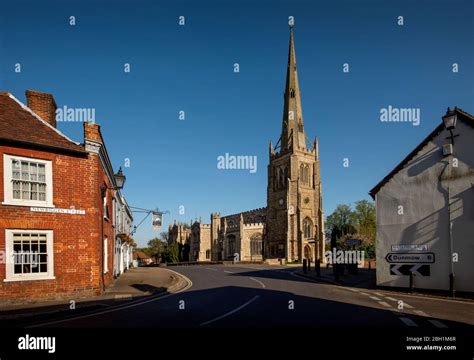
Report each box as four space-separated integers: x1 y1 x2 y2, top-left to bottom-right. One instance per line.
20 265 474 328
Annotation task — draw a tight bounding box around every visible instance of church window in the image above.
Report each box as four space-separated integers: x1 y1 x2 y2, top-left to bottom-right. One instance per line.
303 165 309 184
227 235 236 258
290 89 295 98
303 218 313 239
284 167 288 187
250 234 262 256
279 167 285 189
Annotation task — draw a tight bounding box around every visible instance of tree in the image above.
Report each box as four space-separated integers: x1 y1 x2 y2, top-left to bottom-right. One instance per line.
325 204 356 240
325 200 377 259
353 200 376 244
147 237 166 263
165 242 180 263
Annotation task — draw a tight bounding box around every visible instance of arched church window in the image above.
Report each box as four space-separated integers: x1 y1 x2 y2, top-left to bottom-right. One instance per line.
279 167 285 189
290 89 295 98
250 234 263 256
274 167 277 190
227 235 236 258
303 165 309 185
300 164 304 183
303 218 313 239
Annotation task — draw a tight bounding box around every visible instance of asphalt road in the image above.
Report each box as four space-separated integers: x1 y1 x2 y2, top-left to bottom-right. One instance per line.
20 265 474 328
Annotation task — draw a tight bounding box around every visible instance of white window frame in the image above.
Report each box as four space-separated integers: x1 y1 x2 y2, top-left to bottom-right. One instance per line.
4 229 55 282
104 237 108 274
2 154 54 208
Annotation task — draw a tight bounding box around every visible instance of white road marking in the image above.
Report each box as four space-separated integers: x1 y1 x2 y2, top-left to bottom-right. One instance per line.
27 269 193 328
224 270 235 274
374 292 384 297
346 288 359 292
399 317 418 327
414 310 429 317
403 302 414 309
114 294 132 300
249 277 266 288
369 296 381 301
429 319 448 328
200 295 260 326
385 296 399 302
359 292 370 296
378 301 392 308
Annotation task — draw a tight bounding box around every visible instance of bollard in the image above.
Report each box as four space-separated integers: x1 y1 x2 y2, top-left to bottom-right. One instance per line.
308 259 311 272
316 260 321 277
449 273 456 298
303 259 307 274
409 271 415 293
368 261 371 270
334 263 339 282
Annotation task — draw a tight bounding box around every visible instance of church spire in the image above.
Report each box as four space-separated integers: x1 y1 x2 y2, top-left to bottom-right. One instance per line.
280 26 306 152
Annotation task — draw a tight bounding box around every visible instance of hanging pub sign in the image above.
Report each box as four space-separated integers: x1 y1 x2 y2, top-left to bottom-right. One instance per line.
152 212 162 231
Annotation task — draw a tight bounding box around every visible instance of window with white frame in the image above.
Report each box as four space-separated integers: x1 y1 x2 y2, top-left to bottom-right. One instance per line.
104 237 108 273
5 230 54 281
3 155 53 207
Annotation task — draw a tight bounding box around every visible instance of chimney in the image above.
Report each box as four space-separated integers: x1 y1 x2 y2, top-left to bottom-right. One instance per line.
26 90 57 128
84 122 102 143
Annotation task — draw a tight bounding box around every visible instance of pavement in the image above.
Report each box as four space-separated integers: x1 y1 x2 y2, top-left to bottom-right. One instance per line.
0 266 188 326
295 264 377 288
4 264 471 329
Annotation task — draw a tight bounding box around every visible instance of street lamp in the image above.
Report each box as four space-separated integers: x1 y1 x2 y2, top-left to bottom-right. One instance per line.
114 167 126 189
443 108 458 145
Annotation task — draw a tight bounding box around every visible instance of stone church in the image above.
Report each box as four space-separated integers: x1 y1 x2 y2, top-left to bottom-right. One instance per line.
168 27 324 263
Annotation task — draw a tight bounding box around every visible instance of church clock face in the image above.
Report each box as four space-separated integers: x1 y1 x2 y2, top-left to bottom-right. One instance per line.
304 197 310 204
279 198 284 206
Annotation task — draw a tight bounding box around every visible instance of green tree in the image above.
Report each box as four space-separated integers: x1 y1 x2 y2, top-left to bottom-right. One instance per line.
325 204 356 238
165 242 180 263
147 237 166 263
325 200 377 259
353 200 376 244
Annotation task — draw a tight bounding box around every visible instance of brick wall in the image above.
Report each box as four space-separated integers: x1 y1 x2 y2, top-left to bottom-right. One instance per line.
0 144 113 302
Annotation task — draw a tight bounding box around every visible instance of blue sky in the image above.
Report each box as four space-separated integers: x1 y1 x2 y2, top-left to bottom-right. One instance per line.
1 0 473 247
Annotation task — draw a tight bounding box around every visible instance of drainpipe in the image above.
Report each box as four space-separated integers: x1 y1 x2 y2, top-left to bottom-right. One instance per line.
447 155 455 297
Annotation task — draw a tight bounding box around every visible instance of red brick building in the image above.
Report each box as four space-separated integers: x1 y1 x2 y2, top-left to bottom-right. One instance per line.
0 90 121 302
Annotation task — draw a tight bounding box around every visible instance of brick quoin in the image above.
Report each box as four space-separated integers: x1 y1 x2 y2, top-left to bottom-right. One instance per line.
0 91 119 303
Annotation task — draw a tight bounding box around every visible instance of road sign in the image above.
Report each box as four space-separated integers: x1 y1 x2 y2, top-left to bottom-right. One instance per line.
385 252 435 263
390 264 430 276
391 244 428 252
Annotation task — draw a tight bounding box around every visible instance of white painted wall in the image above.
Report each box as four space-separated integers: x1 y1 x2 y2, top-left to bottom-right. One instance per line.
376 121 474 292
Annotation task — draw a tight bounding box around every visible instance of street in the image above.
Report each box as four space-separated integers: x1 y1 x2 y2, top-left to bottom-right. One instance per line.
20 265 474 329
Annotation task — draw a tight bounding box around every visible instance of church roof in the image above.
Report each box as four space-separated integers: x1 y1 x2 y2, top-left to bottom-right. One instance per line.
369 107 474 199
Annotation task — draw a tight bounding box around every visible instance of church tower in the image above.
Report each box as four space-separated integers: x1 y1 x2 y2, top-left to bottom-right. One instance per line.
265 27 325 263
